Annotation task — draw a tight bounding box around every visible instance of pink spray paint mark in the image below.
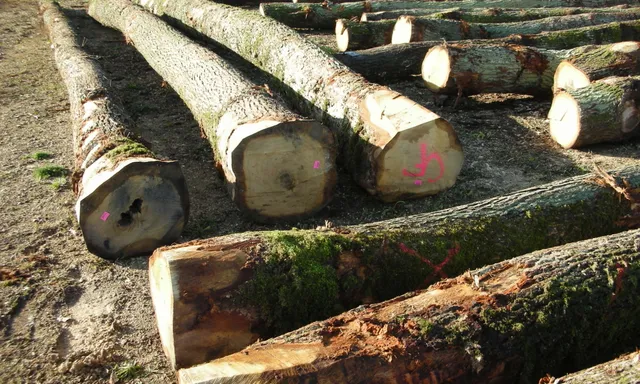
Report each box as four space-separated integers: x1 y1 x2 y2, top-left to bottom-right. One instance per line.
398 242 461 286
414 180 422 186
100 212 110 222
402 143 445 183
313 160 320 169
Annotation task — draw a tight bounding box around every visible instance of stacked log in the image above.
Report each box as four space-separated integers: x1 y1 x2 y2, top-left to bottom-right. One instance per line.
135 0 465 202
548 76 640 149
88 0 337 222
149 165 640 369
39 0 189 259
545 352 640 383
335 19 395 52
553 41 640 93
177 229 640 383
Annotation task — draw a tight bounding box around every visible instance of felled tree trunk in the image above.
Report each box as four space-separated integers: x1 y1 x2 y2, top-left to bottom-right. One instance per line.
426 6 638 23
548 76 640 149
259 0 636 29
149 165 640 369
553 41 640 93
40 0 189 259
392 12 640 44
546 352 640 384
136 0 464 202
88 0 337 222
178 229 640 384
335 18 396 52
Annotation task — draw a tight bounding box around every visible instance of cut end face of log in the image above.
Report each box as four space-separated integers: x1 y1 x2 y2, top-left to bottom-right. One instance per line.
548 92 581 149
611 41 640 53
361 90 464 201
553 61 591 93
335 19 350 52
391 16 414 45
421 45 452 92
229 120 336 222
76 158 189 259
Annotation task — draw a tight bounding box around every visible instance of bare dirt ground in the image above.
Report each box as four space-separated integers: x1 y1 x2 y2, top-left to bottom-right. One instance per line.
0 0 638 383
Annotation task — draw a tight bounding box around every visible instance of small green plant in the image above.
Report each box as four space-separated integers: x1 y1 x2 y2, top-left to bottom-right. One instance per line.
33 165 68 181
28 151 53 160
51 177 67 191
114 361 144 381
415 318 433 337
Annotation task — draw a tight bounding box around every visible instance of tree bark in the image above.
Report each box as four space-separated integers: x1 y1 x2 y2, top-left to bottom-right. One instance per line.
259 0 637 29
88 0 337 222
177 228 640 384
39 0 189 259
548 76 640 149
136 0 464 203
149 165 640 369
553 41 640 93
392 12 640 44
545 352 640 384
335 18 396 52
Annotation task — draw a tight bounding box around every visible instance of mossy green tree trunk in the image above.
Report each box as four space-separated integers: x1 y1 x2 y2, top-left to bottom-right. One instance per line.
40 0 189 259
547 352 640 383
150 165 640 369
335 18 395 52
88 0 337 222
178 229 640 384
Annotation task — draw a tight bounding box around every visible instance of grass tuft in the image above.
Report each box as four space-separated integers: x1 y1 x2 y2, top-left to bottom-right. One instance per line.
114 361 144 381
50 177 67 191
28 151 53 160
33 165 68 181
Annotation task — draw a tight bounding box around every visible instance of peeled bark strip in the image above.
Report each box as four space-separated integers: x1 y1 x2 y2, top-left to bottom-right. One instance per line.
548 76 640 149
178 229 640 384
137 0 464 202
149 165 640 369
40 0 189 259
554 41 640 93
392 12 640 44
335 18 395 52
88 0 336 222
548 352 640 383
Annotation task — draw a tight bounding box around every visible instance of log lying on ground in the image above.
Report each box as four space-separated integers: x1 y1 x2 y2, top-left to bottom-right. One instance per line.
178 228 640 383
137 0 464 202
40 0 189 259
88 0 336 222
392 12 640 44
548 76 640 149
337 20 640 82
335 18 395 52
546 351 640 383
553 41 640 93
149 165 640 369
259 0 637 29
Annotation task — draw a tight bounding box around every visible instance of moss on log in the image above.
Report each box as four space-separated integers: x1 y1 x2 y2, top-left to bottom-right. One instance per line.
178 229 640 384
335 18 395 52
150 165 640 369
548 76 640 149
40 0 189 259
546 351 640 383
88 0 337 222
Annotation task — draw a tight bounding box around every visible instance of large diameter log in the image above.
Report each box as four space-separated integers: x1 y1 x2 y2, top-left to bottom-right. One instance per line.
88 0 337 222
392 12 640 44
548 76 640 149
335 18 395 52
416 6 638 23
178 229 640 383
553 41 640 93
548 352 640 384
136 0 464 202
259 0 637 29
149 165 640 369
40 0 189 259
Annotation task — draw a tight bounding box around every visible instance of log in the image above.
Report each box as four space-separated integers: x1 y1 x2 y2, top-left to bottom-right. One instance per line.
39 0 189 259
548 76 640 149
553 41 640 93
88 0 337 222
178 228 640 383
136 0 464 202
149 165 640 369
546 352 640 383
335 18 395 52
336 20 640 82
391 12 640 44
259 0 638 30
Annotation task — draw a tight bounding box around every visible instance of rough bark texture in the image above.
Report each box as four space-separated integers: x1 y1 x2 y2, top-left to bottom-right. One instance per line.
137 0 464 202
88 0 337 222
337 20 640 82
335 18 395 52
548 76 640 149
392 12 640 44
554 41 640 93
149 165 640 369
178 229 640 384
40 0 189 259
259 0 638 29
548 352 640 383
